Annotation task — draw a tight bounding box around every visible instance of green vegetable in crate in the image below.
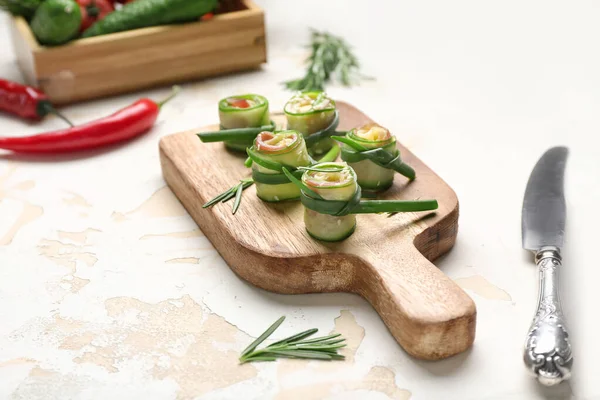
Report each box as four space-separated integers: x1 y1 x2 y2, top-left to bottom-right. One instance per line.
284 91 339 156
283 162 438 242
0 0 42 19
333 124 416 193
31 0 82 45
81 0 218 38
219 94 271 152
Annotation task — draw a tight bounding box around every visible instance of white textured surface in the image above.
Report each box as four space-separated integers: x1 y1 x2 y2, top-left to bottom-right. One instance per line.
1 1 599 399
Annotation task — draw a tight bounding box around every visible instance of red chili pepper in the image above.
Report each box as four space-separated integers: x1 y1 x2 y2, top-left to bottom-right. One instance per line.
0 79 73 127
0 86 179 154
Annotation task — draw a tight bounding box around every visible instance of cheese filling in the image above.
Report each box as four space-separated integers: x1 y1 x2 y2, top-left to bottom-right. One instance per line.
285 92 334 114
354 124 392 142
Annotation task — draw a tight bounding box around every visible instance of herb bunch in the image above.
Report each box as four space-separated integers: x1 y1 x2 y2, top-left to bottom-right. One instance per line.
240 316 346 363
284 29 370 92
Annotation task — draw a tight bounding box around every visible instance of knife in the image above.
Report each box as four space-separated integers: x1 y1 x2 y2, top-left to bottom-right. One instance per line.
521 146 573 386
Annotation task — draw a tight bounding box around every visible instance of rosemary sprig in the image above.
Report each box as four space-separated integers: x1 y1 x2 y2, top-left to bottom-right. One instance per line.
203 178 253 214
284 29 371 92
239 316 346 364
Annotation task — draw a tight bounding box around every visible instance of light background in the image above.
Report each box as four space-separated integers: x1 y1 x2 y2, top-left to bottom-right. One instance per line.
0 1 598 399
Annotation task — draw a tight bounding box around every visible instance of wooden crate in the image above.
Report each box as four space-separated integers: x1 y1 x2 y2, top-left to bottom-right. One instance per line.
9 0 267 105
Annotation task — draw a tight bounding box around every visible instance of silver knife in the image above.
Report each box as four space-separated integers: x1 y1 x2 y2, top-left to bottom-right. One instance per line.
522 146 573 386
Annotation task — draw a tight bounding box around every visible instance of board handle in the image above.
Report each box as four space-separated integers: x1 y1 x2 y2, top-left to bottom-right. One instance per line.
355 246 476 360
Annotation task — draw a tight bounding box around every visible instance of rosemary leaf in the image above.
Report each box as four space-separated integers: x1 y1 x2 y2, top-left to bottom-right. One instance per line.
312 338 346 346
203 178 254 214
203 189 233 208
240 316 286 358
268 328 318 347
291 344 347 351
232 183 245 215
293 333 341 344
240 355 277 363
262 350 335 360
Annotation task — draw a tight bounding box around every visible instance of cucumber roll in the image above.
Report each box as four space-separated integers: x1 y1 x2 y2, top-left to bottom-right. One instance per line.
249 130 311 202
283 162 439 242
284 91 338 156
218 94 270 151
342 124 396 191
301 162 358 241
333 124 416 193
201 132 342 214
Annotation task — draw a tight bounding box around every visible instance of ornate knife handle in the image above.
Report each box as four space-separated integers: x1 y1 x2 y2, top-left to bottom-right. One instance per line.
523 246 573 386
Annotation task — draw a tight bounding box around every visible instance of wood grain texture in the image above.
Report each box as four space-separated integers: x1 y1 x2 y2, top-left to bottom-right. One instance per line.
159 102 477 360
8 0 266 105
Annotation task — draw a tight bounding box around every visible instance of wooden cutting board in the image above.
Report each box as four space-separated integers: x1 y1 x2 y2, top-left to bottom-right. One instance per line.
159 101 476 360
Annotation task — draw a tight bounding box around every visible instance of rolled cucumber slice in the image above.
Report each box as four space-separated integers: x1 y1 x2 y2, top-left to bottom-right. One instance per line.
218 94 270 151
341 124 398 192
250 130 311 202
305 209 356 242
282 161 437 241
284 91 336 156
348 158 395 191
255 182 301 202
301 162 358 241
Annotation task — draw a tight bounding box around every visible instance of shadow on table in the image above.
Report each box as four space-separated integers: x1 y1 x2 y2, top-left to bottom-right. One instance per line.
412 346 472 375
530 380 574 400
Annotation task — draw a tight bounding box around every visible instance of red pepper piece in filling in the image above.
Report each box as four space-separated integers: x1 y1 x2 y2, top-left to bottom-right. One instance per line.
0 86 179 154
0 79 73 126
255 131 297 153
228 98 251 108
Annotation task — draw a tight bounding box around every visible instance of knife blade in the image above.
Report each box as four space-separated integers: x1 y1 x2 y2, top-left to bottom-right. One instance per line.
521 146 573 386
522 146 567 251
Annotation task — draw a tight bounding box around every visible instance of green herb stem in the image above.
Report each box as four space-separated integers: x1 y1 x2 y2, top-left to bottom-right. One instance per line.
353 199 439 214
396 163 416 181
333 136 416 180
198 124 275 143
157 86 181 108
303 111 341 147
